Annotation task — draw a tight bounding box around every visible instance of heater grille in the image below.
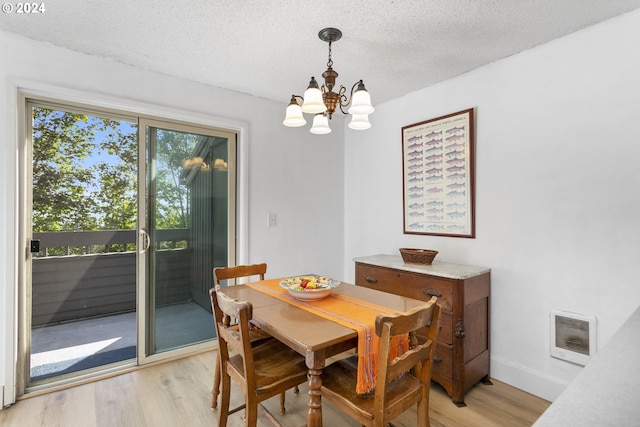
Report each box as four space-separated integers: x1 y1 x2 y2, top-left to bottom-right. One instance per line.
550 309 596 366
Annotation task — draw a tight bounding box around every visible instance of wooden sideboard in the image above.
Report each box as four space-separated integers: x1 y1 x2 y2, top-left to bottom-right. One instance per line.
354 254 491 406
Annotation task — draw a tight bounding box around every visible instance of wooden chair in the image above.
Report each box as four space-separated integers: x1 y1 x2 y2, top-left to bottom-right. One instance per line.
210 287 309 427
320 296 442 427
211 263 299 412
211 263 272 409
213 263 268 288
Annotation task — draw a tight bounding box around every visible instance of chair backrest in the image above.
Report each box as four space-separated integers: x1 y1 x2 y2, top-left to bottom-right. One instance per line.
373 296 441 417
210 288 257 391
213 263 267 287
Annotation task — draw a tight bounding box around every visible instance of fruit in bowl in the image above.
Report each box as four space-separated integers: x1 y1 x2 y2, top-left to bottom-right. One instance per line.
285 283 333 301
280 275 339 301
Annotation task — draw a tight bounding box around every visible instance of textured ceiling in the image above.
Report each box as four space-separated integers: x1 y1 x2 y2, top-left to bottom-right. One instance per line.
2 1 639 106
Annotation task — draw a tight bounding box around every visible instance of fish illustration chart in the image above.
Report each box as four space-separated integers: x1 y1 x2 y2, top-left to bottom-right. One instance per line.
403 116 471 234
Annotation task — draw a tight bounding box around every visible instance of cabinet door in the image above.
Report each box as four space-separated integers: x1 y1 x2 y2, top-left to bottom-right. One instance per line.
432 342 453 394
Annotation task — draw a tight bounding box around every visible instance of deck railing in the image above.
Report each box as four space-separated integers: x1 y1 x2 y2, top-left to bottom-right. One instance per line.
33 229 190 257
31 229 193 327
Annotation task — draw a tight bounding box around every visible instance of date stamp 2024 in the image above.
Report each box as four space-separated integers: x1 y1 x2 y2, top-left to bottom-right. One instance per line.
2 3 46 14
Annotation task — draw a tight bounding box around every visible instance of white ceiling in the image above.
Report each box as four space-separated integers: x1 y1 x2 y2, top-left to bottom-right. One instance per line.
2 1 639 106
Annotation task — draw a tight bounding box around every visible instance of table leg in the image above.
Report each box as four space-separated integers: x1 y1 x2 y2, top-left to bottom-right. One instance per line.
307 368 323 427
306 351 325 427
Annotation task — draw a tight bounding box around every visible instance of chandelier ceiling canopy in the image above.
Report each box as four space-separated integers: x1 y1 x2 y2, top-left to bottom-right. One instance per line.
283 28 374 134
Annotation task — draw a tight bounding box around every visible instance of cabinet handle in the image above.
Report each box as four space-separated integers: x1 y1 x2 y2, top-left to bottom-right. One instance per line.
455 318 466 339
423 288 442 297
365 275 378 283
433 355 442 364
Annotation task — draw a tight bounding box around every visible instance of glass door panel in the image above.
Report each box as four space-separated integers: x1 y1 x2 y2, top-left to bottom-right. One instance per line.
142 120 235 355
28 102 138 384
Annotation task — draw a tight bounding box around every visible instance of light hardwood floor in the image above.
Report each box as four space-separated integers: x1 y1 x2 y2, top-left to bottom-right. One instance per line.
0 351 550 427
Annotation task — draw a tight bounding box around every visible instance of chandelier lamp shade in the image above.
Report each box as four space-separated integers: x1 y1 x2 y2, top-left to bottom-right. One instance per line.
283 28 374 134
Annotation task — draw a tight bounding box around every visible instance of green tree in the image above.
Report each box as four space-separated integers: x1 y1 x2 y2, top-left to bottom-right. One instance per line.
32 108 100 232
32 107 193 242
32 107 138 233
155 129 193 229
93 120 138 230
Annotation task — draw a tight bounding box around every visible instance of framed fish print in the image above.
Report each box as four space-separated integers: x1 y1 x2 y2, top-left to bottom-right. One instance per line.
402 108 475 238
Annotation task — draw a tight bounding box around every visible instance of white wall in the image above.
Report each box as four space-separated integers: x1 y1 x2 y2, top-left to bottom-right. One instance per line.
0 30 345 405
344 10 640 401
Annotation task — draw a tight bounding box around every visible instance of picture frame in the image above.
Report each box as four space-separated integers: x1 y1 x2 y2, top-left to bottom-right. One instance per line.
401 108 475 237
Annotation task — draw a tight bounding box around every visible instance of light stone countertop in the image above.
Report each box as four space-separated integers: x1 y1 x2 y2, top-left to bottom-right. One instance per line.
353 254 490 280
533 304 640 426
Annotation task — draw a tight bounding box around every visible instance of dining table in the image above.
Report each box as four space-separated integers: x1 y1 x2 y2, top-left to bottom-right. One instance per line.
218 278 428 427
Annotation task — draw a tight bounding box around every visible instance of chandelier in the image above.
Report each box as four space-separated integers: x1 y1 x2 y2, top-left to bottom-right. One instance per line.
282 28 374 134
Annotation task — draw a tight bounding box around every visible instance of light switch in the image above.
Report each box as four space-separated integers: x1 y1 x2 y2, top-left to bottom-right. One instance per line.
268 212 277 227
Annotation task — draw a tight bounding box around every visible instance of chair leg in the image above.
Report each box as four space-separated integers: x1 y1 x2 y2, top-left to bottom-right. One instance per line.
246 395 259 427
211 355 221 409
294 385 299 394
218 373 231 427
279 391 286 414
417 387 430 427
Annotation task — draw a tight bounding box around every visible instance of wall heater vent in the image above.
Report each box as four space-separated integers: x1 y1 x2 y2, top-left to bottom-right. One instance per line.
550 309 596 366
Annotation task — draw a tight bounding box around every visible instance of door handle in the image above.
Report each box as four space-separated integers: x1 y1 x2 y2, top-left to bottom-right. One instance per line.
30 239 41 253
139 229 151 253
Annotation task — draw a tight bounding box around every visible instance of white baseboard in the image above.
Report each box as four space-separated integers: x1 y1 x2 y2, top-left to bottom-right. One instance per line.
491 357 567 402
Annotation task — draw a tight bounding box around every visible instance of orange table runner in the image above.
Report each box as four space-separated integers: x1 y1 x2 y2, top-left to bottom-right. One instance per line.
247 278 407 394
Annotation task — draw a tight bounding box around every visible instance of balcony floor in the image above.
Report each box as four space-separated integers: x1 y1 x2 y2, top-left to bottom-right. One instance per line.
30 301 214 382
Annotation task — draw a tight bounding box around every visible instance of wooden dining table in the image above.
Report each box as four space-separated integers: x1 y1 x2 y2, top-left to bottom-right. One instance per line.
219 280 427 427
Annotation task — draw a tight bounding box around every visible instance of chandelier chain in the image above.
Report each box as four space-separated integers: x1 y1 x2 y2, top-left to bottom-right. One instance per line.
327 41 333 68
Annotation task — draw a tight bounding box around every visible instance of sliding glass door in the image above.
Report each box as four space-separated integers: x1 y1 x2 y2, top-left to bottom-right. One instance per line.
139 119 235 357
22 101 237 392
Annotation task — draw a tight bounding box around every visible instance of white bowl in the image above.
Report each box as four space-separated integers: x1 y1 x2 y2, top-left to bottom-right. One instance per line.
285 283 333 301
